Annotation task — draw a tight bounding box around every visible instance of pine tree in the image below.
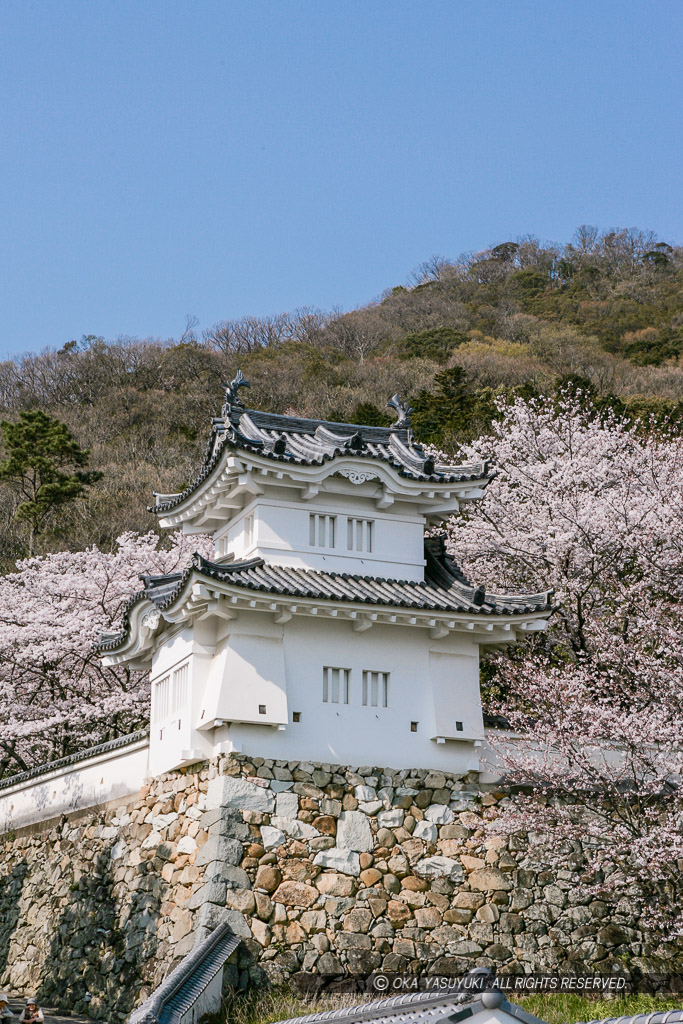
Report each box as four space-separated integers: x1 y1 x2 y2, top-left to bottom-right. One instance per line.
0 410 102 554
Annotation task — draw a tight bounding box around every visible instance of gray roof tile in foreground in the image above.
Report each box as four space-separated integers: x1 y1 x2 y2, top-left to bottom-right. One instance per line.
129 922 240 1024
272 993 683 1024
271 989 546 1024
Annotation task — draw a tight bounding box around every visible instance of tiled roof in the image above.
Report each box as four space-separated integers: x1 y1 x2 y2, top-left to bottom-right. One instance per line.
98 537 552 654
129 922 241 1024
271 987 544 1024
149 377 491 514
269 987 683 1024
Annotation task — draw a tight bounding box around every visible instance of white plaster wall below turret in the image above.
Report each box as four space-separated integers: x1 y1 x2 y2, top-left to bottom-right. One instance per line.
148 627 216 777
205 617 485 773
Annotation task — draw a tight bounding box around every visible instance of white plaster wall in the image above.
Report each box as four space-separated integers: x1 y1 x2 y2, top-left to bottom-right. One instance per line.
210 617 484 772
200 630 288 727
430 650 482 740
149 627 217 777
0 738 149 834
217 498 426 579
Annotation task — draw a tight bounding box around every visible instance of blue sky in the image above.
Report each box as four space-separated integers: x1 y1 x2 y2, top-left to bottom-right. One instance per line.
0 1 681 359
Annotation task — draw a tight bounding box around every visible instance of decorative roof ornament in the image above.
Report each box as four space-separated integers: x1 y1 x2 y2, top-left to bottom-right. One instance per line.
344 431 365 451
386 393 413 430
222 370 250 415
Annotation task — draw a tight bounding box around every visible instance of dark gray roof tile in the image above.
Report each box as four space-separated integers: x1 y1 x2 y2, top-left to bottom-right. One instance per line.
98 539 553 654
150 391 490 514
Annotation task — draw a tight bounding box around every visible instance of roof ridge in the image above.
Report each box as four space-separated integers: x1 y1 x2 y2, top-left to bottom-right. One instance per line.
148 388 492 515
98 542 553 656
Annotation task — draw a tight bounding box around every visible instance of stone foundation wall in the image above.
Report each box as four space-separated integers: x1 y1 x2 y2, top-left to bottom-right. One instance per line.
0 765 221 1022
0 754 671 1022
206 757 659 986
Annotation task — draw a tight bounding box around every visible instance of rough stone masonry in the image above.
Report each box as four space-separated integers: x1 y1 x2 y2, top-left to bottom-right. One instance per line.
0 755 675 1022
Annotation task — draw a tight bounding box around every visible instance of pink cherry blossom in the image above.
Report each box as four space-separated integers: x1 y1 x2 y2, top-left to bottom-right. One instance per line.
0 530 213 776
444 393 683 939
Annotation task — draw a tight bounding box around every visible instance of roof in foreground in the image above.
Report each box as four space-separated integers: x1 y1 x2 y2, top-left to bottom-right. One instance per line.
270 988 544 1024
149 372 491 514
269 989 683 1024
98 537 552 653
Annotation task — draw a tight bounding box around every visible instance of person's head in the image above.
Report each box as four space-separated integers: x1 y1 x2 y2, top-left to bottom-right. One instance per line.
0 998 7 1009
26 1000 37 1011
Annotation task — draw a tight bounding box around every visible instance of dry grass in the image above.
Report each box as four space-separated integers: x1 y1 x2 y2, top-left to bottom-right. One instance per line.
519 992 683 1024
219 988 373 1024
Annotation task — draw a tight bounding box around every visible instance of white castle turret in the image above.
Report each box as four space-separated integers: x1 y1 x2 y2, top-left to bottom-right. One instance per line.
100 374 551 775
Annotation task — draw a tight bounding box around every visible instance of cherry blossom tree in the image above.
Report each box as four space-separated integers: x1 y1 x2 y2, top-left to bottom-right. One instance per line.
445 394 683 939
0 531 213 777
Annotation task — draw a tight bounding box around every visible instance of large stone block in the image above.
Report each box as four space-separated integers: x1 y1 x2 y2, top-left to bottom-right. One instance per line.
424 804 455 825
225 888 256 914
343 908 372 933
358 800 383 815
300 909 327 932
377 809 404 829
176 835 197 855
337 811 373 852
334 932 372 950
317 952 343 975
271 815 320 840
414 856 464 881
414 906 442 929
413 820 437 843
468 867 513 892
261 825 286 850
313 848 361 876
195 835 243 867
255 865 282 892
184 880 227 910
195 903 252 938
273 881 319 907
275 791 299 819
211 863 251 889
315 872 357 896
387 900 412 926
207 775 275 813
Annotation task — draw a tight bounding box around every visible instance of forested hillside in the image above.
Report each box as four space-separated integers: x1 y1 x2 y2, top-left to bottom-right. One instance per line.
1 225 682 567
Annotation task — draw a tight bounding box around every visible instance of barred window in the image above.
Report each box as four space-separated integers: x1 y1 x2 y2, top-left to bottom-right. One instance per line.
362 670 389 708
322 666 350 704
153 661 189 723
309 513 336 548
153 674 170 723
347 518 373 552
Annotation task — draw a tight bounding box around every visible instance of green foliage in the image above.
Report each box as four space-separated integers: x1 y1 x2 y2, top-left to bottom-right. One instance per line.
509 268 549 297
623 394 683 429
395 326 469 362
0 410 101 552
0 224 680 564
349 403 391 427
411 367 497 445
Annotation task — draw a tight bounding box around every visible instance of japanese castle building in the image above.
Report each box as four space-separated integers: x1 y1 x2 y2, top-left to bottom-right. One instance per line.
101 374 551 776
